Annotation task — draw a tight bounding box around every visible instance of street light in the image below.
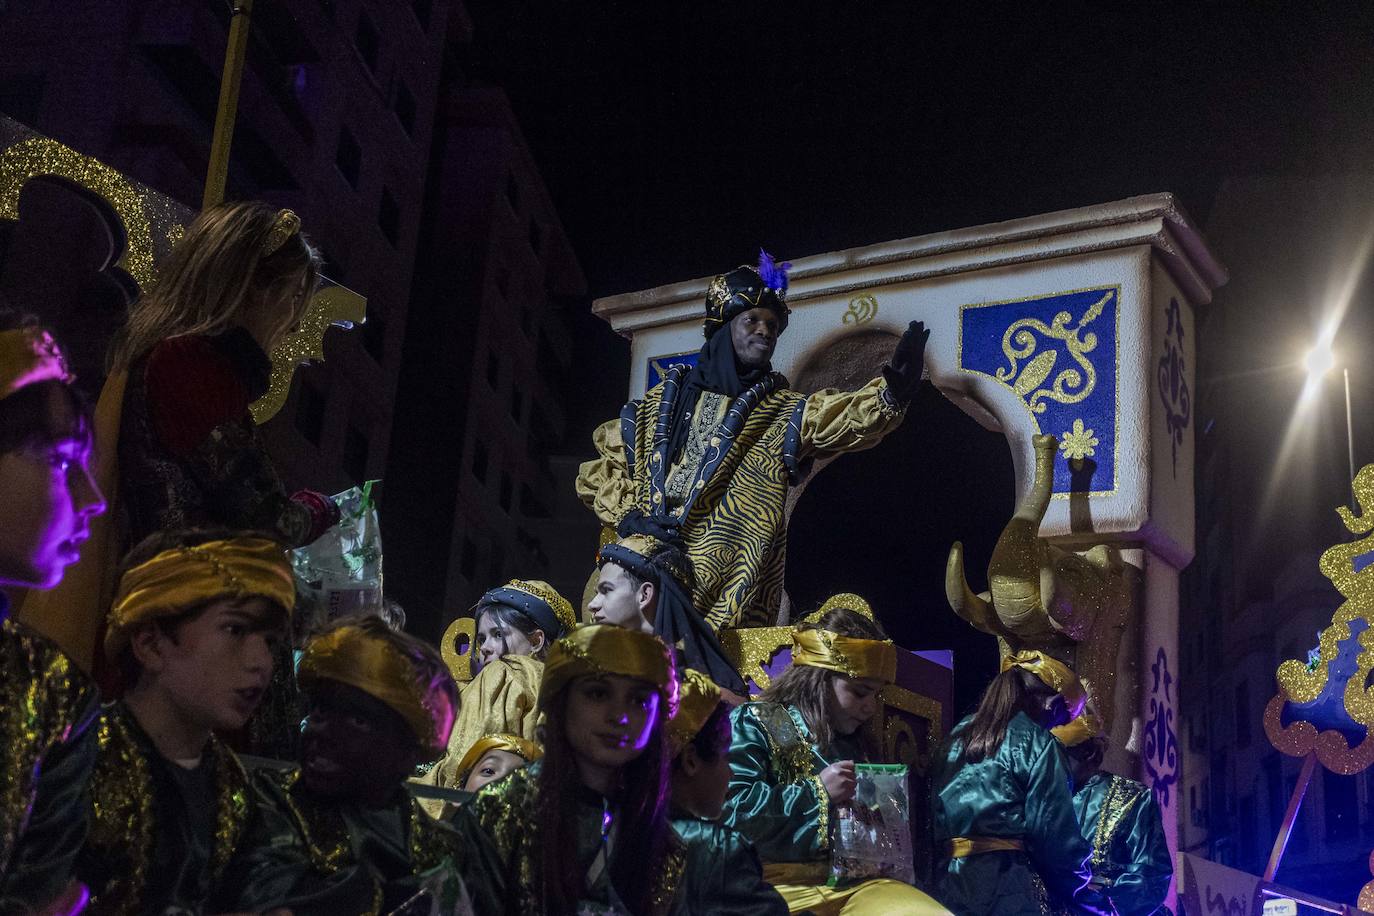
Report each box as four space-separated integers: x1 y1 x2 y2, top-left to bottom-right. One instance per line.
1302 340 1356 499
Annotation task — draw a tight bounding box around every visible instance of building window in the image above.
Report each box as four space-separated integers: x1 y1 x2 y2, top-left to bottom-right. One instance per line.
460 536 477 580
378 188 400 246
355 11 380 72
394 83 416 136
486 351 500 388
499 473 513 512
335 127 361 189
505 173 519 212
1234 680 1251 748
511 386 524 422
528 220 542 255
1326 769 1359 841
344 422 369 483
487 540 505 584
412 0 432 30
362 309 386 364
471 441 488 483
295 381 326 446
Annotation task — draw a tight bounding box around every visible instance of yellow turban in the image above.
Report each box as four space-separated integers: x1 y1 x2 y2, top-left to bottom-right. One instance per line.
453 733 542 785
0 327 74 400
791 629 897 683
539 623 678 718
298 621 457 760
105 537 294 663
1051 711 1102 747
1001 650 1087 719
667 669 723 755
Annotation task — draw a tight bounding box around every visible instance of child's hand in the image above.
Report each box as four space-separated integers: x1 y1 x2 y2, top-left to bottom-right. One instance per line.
821 760 857 804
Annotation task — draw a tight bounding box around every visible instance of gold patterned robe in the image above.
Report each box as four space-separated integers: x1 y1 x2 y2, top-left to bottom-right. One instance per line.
0 613 100 912
577 369 904 628
76 703 252 916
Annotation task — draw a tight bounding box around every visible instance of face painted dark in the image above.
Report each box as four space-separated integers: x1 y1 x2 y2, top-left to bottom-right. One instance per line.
300 680 419 805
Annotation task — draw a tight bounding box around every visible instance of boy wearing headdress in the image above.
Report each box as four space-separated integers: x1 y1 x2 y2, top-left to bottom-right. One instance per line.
669 669 787 915
577 252 930 629
75 529 295 914
223 615 505 915
1053 714 1172 916
0 317 105 914
592 534 746 695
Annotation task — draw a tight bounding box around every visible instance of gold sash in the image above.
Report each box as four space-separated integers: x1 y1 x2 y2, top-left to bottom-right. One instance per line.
946 836 1025 858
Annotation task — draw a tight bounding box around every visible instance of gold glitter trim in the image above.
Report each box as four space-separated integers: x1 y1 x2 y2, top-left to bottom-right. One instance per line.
249 284 366 424
809 774 831 853
718 625 792 691
1089 776 1146 870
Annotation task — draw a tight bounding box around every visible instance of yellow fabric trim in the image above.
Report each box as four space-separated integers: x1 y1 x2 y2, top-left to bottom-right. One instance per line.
947 836 1026 858
1051 710 1102 747
666 669 722 755
0 327 74 399
792 630 897 683
298 624 456 757
772 877 951 915
1001 650 1087 717
105 537 294 662
539 623 678 716
575 418 635 527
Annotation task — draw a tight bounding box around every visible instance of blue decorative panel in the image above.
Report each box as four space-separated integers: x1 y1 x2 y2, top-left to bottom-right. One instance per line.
645 350 699 390
960 287 1119 495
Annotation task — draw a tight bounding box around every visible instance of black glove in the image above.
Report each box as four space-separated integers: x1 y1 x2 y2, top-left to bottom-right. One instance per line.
616 508 683 545
881 319 930 404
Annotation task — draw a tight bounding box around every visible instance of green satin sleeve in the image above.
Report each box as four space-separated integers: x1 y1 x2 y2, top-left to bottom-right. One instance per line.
721 705 829 863
1022 733 1096 906
672 817 788 916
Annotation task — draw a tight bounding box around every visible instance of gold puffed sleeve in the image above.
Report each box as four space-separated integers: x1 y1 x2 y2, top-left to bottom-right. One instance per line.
575 418 636 526
799 376 906 457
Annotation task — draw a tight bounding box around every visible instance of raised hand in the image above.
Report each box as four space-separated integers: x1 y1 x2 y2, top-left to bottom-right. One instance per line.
882 319 930 404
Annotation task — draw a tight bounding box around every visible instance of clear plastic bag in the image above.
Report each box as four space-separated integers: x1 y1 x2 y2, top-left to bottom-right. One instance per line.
829 762 916 886
291 481 383 632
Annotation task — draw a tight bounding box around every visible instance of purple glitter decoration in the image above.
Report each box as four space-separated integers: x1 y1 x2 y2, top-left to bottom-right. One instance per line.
757 249 791 291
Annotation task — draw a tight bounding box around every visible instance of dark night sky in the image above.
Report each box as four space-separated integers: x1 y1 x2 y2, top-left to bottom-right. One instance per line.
460 3 1374 712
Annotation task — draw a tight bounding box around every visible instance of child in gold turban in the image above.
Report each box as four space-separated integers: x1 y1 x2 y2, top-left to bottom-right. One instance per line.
723 600 949 914
468 623 684 915
1053 713 1171 916
669 669 787 915
929 651 1106 914
221 614 505 914
75 528 294 914
0 313 104 914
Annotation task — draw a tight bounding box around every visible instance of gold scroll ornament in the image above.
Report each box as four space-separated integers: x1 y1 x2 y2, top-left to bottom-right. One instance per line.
249 284 366 424
996 289 1109 414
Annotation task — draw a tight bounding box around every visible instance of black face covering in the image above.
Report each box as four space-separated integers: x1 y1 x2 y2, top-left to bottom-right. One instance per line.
665 327 771 465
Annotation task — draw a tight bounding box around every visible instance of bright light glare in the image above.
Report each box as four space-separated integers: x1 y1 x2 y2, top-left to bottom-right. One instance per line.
1304 343 1335 381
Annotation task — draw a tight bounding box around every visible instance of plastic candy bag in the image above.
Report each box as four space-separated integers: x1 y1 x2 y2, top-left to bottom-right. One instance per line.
291 481 383 632
829 762 915 886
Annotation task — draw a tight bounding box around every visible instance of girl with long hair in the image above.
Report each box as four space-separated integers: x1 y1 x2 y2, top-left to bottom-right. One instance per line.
109 201 337 547
0 313 105 914
468 623 683 915
722 598 948 914
928 652 1103 914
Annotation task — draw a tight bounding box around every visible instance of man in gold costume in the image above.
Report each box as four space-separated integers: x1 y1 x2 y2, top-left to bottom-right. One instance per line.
577 251 928 628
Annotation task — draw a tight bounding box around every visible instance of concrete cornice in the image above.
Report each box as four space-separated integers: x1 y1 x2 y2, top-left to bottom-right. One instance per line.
593 193 1228 336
